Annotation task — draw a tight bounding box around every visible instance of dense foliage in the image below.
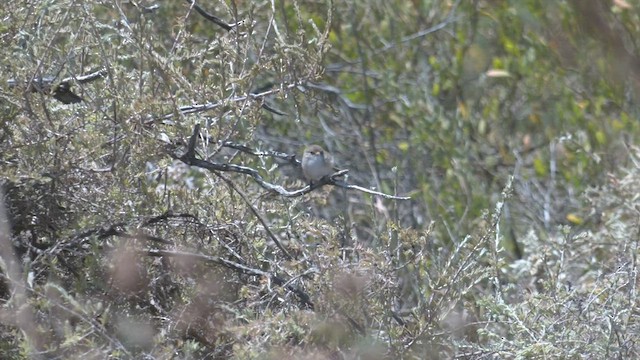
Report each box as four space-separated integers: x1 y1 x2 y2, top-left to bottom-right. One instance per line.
1 0 639 358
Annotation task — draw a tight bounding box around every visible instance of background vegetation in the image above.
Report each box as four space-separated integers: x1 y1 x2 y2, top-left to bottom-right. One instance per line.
1 0 639 358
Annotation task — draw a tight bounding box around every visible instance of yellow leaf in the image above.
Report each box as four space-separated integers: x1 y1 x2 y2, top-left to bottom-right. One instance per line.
432 83 440 96
533 157 547 176
458 101 468 119
528 113 540 125
612 118 624 131
566 213 583 225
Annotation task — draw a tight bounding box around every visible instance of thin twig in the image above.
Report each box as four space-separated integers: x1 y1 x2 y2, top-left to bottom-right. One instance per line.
221 141 298 162
215 171 293 260
148 82 299 124
145 249 314 309
332 179 411 200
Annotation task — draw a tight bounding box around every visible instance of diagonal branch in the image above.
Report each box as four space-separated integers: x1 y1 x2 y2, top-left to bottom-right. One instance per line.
185 0 239 31
145 249 314 309
215 171 293 260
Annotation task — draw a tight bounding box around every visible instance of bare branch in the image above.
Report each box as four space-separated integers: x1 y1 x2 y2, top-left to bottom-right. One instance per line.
260 101 288 116
145 249 314 309
185 0 237 31
332 178 411 200
177 126 412 200
251 83 288 115
221 141 298 163
374 15 458 54
7 68 107 104
177 154 311 197
148 82 299 124
73 68 108 84
216 171 293 260
304 82 368 110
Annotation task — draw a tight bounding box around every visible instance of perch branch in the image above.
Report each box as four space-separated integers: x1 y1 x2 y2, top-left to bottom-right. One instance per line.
176 126 411 200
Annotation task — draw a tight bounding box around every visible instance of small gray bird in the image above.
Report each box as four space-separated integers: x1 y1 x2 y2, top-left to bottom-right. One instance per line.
301 144 335 184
